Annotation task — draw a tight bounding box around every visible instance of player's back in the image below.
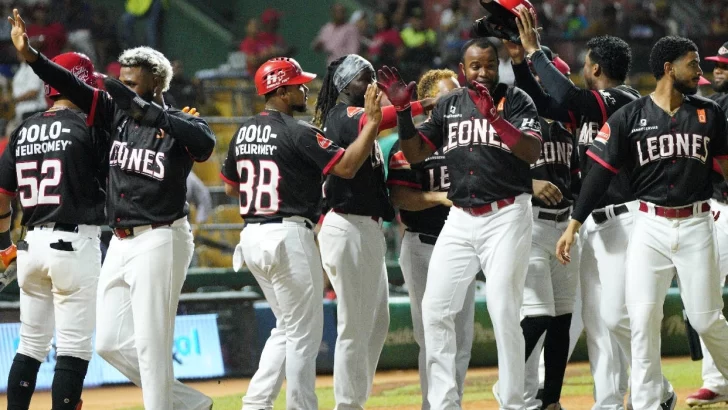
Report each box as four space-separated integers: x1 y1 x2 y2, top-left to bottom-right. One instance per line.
0 108 108 227
223 110 339 223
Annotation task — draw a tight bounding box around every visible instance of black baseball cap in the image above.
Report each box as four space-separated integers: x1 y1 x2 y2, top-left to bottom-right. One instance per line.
706 41 728 64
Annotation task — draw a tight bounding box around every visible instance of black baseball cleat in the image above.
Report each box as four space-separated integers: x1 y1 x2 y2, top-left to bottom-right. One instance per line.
661 391 677 410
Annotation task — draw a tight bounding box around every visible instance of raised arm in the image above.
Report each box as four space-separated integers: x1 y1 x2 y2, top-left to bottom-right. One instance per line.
376 66 436 163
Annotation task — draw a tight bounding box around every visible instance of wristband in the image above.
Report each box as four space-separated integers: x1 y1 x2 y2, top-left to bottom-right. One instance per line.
0 211 11 219
490 116 523 148
396 108 418 140
0 243 16 268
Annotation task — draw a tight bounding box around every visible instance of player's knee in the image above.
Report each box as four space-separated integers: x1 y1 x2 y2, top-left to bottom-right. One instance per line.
17 339 51 363
626 303 661 329
94 333 117 360
687 310 723 335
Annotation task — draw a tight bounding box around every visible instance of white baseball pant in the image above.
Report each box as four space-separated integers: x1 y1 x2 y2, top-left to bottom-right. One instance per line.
15 224 101 362
239 218 323 410
424 193 532 410
520 209 580 408
697 199 728 395
319 211 390 410
626 201 728 409
399 230 475 409
95 217 212 410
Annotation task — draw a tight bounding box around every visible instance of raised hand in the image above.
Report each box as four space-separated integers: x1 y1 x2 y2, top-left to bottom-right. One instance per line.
364 83 383 124
8 9 31 57
468 81 498 121
376 66 415 111
515 7 541 55
182 106 200 117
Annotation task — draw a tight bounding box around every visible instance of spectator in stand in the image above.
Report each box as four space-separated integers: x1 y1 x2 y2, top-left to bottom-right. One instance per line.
186 172 212 224
167 59 200 110
105 61 121 79
562 3 588 39
9 51 47 122
53 0 96 62
399 7 437 80
91 7 120 69
25 3 67 59
367 11 403 68
389 0 423 28
312 3 360 65
240 13 293 78
628 3 666 39
438 0 470 68
583 5 626 37
350 10 372 55
119 0 166 49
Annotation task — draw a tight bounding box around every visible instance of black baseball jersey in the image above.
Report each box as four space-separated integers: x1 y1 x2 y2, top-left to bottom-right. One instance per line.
530 117 580 208
323 103 395 221
386 140 449 236
710 92 728 202
513 57 640 208
417 84 542 207
0 109 107 227
587 95 728 206
220 110 345 223
28 53 216 228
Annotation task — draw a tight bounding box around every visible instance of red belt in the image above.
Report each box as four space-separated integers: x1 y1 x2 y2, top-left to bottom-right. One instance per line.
460 197 516 216
331 208 381 223
113 221 175 239
638 201 710 218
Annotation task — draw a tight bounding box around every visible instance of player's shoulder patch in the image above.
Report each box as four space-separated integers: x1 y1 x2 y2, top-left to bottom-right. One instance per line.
595 122 610 143
316 132 334 149
346 107 365 118
389 150 411 170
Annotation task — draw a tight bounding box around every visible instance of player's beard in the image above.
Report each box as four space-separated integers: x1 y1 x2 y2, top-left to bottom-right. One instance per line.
714 80 728 93
292 104 307 113
673 76 698 95
140 89 155 102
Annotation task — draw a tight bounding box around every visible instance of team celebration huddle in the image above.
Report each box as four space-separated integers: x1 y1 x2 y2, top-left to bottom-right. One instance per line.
2 0 728 409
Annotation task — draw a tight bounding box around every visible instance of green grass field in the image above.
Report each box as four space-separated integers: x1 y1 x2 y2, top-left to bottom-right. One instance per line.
117 357 728 410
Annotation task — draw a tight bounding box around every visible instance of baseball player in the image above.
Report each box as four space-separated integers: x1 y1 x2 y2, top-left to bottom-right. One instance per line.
514 9 679 409
0 52 106 410
379 37 542 408
10 9 216 410
557 35 728 410
312 54 433 409
220 57 383 410
686 41 728 407
386 68 476 410
505 42 581 410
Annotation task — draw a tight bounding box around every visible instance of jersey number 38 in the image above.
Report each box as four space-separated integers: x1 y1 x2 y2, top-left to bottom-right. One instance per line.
237 159 280 215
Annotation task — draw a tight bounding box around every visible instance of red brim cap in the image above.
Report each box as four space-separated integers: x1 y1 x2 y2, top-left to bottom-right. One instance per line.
287 71 317 85
698 76 711 86
553 56 571 76
706 56 728 64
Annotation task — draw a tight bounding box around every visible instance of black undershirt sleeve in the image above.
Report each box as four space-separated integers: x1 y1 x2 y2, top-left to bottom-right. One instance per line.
571 163 615 223
511 60 572 123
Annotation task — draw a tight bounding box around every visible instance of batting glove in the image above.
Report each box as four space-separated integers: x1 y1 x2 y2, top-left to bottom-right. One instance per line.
0 261 16 292
376 66 416 111
104 77 164 127
468 81 499 121
0 244 16 268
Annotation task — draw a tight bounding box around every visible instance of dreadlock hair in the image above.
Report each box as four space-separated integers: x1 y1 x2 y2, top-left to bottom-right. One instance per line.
417 69 458 100
313 56 347 128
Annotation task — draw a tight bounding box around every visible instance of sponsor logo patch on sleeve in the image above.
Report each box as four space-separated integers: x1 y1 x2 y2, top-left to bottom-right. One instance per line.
317 133 333 149
347 107 365 117
697 108 706 123
595 123 610 143
389 151 411 170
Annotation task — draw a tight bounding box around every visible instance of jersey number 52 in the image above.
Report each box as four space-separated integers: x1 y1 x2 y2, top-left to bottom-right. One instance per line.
237 159 280 215
16 159 62 207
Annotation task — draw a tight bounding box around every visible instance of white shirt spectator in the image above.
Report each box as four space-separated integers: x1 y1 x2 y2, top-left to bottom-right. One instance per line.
12 62 47 121
186 172 212 223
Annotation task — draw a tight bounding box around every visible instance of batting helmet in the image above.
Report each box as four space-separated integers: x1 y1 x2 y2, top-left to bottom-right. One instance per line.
46 52 96 98
472 0 537 44
254 57 316 96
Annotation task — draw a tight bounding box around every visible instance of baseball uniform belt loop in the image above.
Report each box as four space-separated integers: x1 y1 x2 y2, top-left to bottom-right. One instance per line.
28 223 79 233
460 196 516 217
535 206 572 223
638 201 711 219
331 208 382 224
591 204 630 224
113 220 176 239
254 217 314 230
417 233 438 246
